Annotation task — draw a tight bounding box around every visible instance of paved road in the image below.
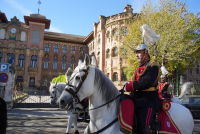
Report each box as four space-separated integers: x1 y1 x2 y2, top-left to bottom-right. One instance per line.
7 119 88 134
6 108 200 134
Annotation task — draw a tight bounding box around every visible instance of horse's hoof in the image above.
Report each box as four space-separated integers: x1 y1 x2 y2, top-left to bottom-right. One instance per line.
74 130 79 134
66 133 69 134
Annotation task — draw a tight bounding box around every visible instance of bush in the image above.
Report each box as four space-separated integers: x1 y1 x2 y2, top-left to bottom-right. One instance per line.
52 75 66 83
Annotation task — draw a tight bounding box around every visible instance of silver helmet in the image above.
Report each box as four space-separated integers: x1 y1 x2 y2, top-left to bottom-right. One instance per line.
160 75 166 79
134 44 149 52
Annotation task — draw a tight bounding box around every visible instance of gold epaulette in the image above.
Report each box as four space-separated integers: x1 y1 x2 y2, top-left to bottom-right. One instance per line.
136 87 156 92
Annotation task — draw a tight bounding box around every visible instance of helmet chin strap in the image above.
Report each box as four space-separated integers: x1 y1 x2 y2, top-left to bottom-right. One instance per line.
140 50 148 64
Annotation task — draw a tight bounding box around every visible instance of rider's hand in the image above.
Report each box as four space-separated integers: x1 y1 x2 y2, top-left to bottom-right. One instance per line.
124 81 134 92
119 88 124 93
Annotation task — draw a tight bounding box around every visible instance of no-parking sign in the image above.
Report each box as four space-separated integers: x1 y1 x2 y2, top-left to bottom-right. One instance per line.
0 73 8 82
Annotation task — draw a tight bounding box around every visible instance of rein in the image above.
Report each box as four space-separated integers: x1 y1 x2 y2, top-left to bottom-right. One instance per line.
64 66 121 133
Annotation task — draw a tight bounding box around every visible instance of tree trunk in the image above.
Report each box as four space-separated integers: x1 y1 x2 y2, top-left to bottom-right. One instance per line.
154 43 158 63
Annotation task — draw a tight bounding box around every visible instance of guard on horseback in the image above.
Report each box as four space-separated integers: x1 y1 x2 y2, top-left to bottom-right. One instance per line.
120 24 161 134
158 75 170 99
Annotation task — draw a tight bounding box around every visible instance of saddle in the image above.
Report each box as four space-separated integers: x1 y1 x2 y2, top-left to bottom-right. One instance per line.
119 95 181 134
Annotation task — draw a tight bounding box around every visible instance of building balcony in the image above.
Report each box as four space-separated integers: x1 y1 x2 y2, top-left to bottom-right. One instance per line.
16 66 25 71
28 67 38 72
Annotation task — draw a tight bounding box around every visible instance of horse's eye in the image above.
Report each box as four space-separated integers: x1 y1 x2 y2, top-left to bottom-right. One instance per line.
76 76 80 80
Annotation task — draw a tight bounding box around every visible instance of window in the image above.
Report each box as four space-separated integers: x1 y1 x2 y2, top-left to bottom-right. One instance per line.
121 27 128 34
79 56 83 62
6 53 15 64
53 59 58 69
32 30 40 44
62 59 66 70
196 65 199 74
188 68 192 74
121 72 127 81
18 54 25 67
63 45 67 53
98 34 101 44
113 72 118 81
97 52 100 65
54 45 58 52
31 55 37 67
80 47 83 54
44 58 49 69
107 73 110 79
0 53 2 63
71 46 75 54
113 48 118 57
45 44 49 52
21 31 26 41
71 60 74 68
0 29 5 39
106 49 110 58
112 28 118 36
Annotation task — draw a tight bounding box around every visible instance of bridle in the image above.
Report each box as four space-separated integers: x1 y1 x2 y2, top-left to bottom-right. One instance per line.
63 66 121 134
64 66 90 107
50 85 61 100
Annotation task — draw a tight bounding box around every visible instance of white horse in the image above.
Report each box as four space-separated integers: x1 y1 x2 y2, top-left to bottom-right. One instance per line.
59 55 194 134
49 82 79 134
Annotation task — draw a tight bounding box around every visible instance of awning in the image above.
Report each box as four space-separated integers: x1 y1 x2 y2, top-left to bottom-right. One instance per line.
17 76 23 82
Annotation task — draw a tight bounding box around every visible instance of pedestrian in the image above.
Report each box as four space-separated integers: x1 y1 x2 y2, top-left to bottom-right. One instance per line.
0 97 7 134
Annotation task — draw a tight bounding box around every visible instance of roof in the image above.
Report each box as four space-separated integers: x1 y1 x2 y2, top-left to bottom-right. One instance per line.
24 14 51 29
44 31 87 44
0 11 8 23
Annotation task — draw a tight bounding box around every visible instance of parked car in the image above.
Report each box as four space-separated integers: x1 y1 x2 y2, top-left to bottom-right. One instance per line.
180 95 200 119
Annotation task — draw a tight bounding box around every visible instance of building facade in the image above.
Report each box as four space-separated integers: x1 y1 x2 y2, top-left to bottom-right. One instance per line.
0 12 89 89
87 4 134 88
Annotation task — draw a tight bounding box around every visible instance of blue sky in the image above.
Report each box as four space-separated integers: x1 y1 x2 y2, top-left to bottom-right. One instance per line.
0 0 199 36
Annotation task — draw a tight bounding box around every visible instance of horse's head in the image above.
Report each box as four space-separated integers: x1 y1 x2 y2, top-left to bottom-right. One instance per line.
49 82 61 106
59 54 96 110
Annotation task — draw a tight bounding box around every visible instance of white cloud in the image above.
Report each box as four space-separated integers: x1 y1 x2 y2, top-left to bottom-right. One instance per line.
48 26 63 33
4 0 32 15
4 0 63 33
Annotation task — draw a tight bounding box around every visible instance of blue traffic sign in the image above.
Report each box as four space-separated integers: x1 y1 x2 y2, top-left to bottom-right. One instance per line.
0 63 9 73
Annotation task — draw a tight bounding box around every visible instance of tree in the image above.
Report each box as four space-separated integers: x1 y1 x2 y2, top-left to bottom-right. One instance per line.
120 0 200 81
52 75 66 83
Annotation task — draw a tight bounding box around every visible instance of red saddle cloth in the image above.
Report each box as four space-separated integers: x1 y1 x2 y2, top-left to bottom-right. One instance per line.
155 111 181 134
118 96 134 134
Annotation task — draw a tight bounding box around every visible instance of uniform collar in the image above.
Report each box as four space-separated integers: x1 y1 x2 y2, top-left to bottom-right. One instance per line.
139 60 150 67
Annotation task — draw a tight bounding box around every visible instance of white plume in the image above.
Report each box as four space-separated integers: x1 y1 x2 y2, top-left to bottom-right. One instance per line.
140 24 161 45
161 66 169 75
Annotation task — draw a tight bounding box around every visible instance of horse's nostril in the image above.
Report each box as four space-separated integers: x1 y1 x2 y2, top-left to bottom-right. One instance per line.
60 99 65 105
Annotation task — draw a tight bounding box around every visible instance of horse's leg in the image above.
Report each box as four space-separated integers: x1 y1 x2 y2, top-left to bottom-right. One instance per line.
66 111 73 134
71 114 79 134
84 126 88 134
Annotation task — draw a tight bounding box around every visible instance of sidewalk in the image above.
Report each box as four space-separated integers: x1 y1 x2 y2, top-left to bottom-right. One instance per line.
7 108 68 120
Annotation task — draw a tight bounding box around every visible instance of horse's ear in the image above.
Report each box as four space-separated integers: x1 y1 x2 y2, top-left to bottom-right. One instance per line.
66 67 73 81
84 54 90 68
78 60 83 66
91 56 97 67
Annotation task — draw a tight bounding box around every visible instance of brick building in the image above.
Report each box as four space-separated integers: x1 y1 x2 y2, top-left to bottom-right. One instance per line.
0 12 89 89
87 4 134 88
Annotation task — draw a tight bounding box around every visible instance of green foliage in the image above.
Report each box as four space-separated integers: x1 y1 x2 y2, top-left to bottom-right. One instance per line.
52 75 66 83
120 0 200 80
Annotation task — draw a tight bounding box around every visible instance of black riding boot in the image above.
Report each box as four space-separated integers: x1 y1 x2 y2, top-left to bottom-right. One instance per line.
74 130 79 134
140 125 151 134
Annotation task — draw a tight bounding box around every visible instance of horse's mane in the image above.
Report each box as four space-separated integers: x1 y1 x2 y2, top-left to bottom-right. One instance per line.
94 67 119 106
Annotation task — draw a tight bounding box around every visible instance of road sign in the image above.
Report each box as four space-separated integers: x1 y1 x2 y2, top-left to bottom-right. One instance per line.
0 63 9 73
0 73 8 82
